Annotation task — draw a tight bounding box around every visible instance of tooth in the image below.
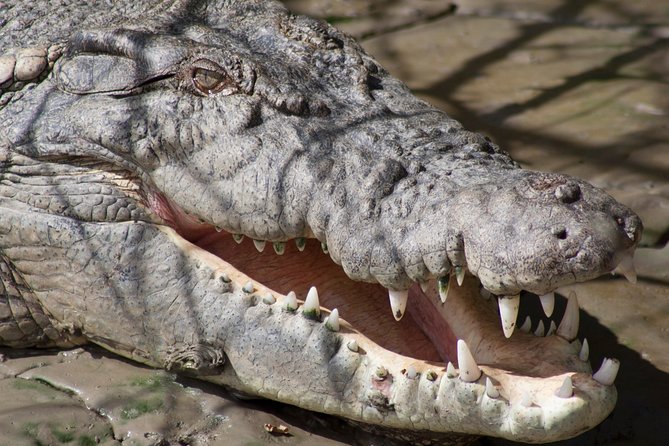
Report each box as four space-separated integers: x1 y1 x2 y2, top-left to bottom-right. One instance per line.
534 320 545 337
321 242 328 254
557 291 579 341
520 392 532 407
454 266 465 286
446 362 458 378
593 358 620 386
295 237 306 251
479 287 492 300
438 276 449 303
498 295 520 338
347 340 359 352
613 254 637 284
579 338 589 361
303 286 321 318
284 291 298 311
242 281 255 293
539 292 555 317
406 365 417 379
253 239 266 252
273 242 285 255
388 289 408 321
419 282 428 293
325 308 340 331
262 293 276 305
457 339 481 382
519 316 532 333
546 320 557 336
215 226 223 232
555 376 573 398
232 234 244 244
485 377 499 398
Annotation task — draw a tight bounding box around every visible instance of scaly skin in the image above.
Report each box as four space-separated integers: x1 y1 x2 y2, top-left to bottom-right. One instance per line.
0 0 641 443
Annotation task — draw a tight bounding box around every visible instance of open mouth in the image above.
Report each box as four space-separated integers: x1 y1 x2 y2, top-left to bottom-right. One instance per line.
155 193 635 441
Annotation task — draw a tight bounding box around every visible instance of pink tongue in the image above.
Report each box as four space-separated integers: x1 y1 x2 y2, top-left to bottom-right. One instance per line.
196 233 443 362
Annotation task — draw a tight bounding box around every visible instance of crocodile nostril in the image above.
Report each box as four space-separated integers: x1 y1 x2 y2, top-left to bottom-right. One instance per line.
552 227 568 240
555 183 581 204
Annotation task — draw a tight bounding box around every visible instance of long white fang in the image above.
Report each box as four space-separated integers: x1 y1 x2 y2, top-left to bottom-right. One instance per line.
253 239 266 252
388 289 409 321
593 358 620 386
284 291 298 311
457 339 481 382
557 291 579 341
325 308 340 331
485 378 499 398
539 292 555 317
555 376 573 398
303 286 321 317
613 254 637 284
454 267 465 286
579 338 589 361
534 320 545 337
519 316 532 333
498 295 520 338
438 276 449 303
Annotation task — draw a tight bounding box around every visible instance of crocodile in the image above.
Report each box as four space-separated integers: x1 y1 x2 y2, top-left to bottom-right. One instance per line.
0 0 642 444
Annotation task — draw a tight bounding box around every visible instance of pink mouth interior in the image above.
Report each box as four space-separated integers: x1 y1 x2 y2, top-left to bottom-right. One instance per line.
196 231 458 363
151 192 458 364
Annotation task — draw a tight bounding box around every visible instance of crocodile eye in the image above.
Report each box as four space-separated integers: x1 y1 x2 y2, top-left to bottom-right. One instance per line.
189 58 238 96
192 67 230 94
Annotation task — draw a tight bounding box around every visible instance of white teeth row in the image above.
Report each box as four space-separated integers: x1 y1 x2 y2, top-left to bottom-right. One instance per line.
232 236 316 254
496 290 580 340
612 253 637 284
270 285 618 399
390 267 469 319
280 286 340 330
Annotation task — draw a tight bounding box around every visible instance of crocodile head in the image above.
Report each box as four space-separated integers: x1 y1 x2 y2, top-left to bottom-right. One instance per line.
4 0 641 443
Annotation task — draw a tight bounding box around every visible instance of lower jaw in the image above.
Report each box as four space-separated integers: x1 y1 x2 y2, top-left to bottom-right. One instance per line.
192 230 618 441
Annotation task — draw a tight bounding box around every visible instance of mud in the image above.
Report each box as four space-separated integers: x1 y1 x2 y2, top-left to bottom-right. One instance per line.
2 1 667 445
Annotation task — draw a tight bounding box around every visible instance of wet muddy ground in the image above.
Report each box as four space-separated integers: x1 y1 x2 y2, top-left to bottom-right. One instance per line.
2 1 668 445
